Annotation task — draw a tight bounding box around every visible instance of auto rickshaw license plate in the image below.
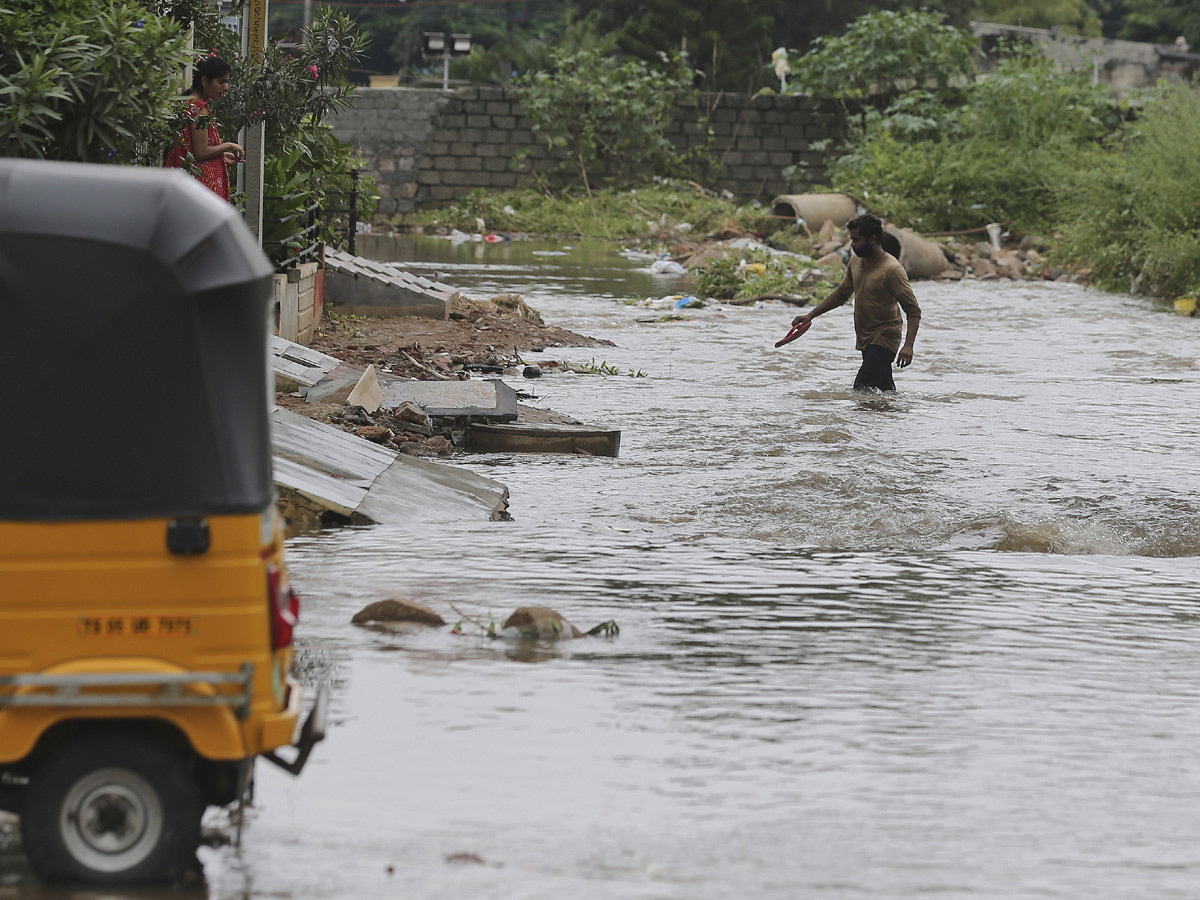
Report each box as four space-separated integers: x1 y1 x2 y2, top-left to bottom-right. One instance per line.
78 616 195 637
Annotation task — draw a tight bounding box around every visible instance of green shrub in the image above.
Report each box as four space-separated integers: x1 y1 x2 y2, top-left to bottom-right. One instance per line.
1056 86 1200 299
790 10 976 103
827 49 1121 233
695 258 741 300
202 8 374 265
0 0 189 163
513 47 699 191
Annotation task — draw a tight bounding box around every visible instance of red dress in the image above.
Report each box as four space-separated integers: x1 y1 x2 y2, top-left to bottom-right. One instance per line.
164 98 231 201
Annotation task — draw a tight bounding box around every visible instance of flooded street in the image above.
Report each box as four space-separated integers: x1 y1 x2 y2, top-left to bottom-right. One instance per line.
6 239 1199 898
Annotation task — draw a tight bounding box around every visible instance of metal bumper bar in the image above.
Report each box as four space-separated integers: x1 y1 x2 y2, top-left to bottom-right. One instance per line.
0 664 255 718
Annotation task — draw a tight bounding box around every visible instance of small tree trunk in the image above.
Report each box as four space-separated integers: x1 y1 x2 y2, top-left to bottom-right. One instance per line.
577 150 611 240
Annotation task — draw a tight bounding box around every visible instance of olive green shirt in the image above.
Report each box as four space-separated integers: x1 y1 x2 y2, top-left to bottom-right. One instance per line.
825 254 922 354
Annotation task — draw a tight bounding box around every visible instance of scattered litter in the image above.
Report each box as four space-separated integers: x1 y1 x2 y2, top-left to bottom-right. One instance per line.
649 259 687 275
674 296 704 309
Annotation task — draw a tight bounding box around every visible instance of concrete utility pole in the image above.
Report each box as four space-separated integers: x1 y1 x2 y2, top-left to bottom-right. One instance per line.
242 0 269 245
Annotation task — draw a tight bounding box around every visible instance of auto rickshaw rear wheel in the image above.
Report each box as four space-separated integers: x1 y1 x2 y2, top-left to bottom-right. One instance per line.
20 733 203 884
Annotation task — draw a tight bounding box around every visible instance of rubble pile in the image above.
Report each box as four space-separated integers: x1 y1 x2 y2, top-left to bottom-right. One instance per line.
672 220 1086 287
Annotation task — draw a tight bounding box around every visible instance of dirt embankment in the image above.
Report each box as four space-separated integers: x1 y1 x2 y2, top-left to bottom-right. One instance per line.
277 292 613 459
309 293 610 376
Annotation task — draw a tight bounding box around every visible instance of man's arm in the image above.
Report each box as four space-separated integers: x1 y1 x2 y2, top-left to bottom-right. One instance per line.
889 267 921 368
793 265 853 327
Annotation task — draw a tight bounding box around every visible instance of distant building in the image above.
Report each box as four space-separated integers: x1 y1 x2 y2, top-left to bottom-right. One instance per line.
971 21 1200 89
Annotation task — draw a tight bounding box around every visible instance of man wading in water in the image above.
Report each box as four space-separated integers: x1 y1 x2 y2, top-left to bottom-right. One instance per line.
792 214 921 391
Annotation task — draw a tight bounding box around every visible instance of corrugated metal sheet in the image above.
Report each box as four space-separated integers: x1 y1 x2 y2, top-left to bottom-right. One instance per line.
271 335 341 387
270 407 508 524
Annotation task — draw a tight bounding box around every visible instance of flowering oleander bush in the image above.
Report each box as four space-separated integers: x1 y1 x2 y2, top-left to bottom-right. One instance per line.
0 0 189 163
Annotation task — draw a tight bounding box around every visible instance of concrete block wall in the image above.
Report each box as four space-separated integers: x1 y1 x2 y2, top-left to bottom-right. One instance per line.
330 86 836 217
274 262 320 345
669 92 834 199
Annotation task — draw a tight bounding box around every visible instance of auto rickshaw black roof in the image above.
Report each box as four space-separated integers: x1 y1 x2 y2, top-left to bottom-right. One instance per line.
0 159 276 521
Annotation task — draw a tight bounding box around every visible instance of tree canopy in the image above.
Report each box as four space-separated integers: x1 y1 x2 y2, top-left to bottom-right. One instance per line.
258 0 1195 91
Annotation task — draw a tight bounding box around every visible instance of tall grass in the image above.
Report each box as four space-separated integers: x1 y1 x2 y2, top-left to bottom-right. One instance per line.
1055 86 1200 299
827 51 1120 234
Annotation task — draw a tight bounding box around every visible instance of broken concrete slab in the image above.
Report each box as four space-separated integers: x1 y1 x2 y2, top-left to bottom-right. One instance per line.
468 422 620 457
324 248 457 319
379 378 518 419
271 406 508 526
347 364 384 413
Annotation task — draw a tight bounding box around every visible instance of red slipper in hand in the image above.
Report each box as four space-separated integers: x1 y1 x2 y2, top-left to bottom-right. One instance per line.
774 319 812 348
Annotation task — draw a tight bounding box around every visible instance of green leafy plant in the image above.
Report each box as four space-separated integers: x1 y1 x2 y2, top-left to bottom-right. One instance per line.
695 258 742 300
584 620 620 637
790 10 976 105
1055 85 1200 300
695 252 834 303
197 7 374 266
825 46 1121 233
513 47 700 196
0 0 190 163
577 358 621 375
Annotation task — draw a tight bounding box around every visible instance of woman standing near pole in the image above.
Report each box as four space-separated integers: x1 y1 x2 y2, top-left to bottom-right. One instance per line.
164 55 243 201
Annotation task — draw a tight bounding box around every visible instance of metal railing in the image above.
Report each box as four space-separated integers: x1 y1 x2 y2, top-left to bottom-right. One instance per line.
265 170 359 268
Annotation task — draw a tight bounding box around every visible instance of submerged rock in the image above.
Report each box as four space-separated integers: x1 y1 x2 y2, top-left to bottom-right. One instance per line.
500 606 583 640
352 598 447 627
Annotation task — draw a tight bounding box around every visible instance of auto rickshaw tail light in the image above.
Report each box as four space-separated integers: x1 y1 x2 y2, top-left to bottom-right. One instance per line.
266 564 299 650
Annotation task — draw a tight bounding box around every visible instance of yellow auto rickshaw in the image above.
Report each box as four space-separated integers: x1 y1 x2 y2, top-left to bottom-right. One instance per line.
0 159 325 884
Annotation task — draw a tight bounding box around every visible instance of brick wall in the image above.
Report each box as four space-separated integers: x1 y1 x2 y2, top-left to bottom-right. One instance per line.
329 86 837 217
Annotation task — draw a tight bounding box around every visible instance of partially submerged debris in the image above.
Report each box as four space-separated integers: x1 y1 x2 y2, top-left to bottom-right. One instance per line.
351 598 447 627
500 606 583 640
447 603 619 641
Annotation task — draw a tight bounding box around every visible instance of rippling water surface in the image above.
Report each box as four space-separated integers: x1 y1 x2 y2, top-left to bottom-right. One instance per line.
7 239 1198 899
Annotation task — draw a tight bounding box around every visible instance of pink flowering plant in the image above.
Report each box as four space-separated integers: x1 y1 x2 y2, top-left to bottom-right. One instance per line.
206 9 364 142
194 7 375 264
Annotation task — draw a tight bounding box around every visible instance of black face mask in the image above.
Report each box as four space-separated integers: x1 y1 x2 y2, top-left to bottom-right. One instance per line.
852 240 874 258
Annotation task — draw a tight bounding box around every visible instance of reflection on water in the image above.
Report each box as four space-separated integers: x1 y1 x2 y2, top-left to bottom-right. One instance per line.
8 238 1200 899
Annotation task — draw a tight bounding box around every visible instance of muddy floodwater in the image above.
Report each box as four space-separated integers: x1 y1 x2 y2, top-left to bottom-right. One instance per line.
5 239 1199 899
